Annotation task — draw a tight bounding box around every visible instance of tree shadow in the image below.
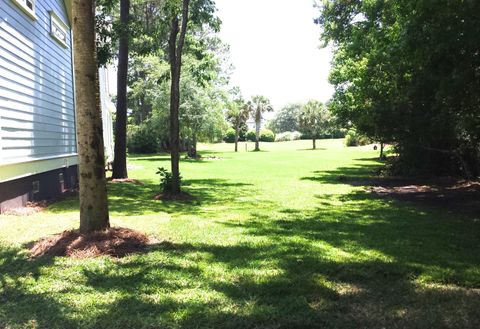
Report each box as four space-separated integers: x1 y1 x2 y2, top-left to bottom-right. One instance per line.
2 157 479 328
47 178 256 218
296 148 327 151
0 244 82 328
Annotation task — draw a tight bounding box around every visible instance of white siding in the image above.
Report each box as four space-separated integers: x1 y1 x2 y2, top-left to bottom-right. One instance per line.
0 0 76 164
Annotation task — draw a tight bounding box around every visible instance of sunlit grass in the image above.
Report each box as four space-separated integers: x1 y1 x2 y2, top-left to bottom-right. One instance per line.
1 139 479 328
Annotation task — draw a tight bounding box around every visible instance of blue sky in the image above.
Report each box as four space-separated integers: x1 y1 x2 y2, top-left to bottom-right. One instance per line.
215 0 334 111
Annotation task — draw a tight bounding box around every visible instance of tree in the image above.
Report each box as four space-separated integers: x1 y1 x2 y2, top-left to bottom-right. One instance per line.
298 100 329 150
112 0 130 179
180 76 227 158
225 87 250 152
250 95 273 151
167 0 191 194
316 0 480 176
72 0 110 233
267 103 301 134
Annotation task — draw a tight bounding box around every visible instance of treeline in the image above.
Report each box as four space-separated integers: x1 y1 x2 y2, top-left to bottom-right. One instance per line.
316 0 480 177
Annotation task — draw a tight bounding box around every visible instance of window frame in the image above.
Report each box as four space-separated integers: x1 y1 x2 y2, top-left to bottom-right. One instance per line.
11 0 37 20
49 11 69 48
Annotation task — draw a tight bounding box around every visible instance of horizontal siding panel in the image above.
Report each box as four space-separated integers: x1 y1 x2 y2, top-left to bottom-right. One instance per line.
0 99 75 121
0 88 73 116
1 118 76 134
0 75 74 108
0 4 72 64
0 57 73 97
2 138 76 148
0 45 72 92
0 49 73 99
1 129 74 140
0 0 77 164
0 108 75 128
0 23 72 85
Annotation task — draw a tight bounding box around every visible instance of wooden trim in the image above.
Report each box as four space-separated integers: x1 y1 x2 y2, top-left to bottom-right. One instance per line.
0 155 78 183
10 0 37 21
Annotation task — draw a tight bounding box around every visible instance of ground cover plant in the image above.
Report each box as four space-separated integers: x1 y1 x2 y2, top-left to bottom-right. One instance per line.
0 140 479 329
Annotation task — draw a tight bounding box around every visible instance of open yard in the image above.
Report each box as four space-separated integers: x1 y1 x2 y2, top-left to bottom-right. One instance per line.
0 139 479 329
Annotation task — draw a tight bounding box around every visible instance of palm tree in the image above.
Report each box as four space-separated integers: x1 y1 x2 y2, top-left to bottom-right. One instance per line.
226 88 250 152
72 0 110 233
251 95 273 151
298 100 329 150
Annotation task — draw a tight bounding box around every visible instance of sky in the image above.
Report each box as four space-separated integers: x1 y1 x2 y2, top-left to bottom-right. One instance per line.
215 0 334 111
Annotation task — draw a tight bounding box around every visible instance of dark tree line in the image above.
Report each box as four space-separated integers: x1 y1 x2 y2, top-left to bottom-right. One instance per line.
317 0 480 177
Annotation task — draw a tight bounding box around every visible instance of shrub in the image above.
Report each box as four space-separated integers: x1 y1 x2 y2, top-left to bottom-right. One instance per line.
127 123 158 154
156 167 181 193
224 128 236 143
259 129 275 142
246 130 256 142
345 129 369 147
275 131 302 142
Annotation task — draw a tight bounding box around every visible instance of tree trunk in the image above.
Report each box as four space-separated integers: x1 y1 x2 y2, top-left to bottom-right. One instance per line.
234 123 239 152
112 0 130 179
312 138 316 150
72 0 110 234
255 112 261 151
380 142 385 159
191 134 197 158
168 0 190 195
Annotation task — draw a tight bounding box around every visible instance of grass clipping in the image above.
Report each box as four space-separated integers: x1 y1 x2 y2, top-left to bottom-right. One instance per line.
30 227 155 258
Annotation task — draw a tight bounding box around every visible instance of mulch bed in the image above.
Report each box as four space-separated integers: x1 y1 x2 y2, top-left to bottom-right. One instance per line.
2 190 79 216
184 155 224 161
108 178 145 185
365 178 480 217
30 227 157 258
154 192 196 201
2 201 49 216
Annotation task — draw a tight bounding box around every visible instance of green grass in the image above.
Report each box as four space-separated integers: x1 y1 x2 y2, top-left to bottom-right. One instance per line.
1 139 479 329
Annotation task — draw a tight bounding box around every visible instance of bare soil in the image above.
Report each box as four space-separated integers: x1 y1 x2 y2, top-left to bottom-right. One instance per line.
30 227 157 258
108 178 145 185
365 178 480 217
154 192 196 201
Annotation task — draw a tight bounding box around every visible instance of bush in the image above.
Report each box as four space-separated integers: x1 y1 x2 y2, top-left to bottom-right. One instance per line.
156 167 181 193
246 130 256 142
275 131 302 142
245 129 275 142
127 123 158 154
259 129 275 142
224 128 236 143
345 129 369 147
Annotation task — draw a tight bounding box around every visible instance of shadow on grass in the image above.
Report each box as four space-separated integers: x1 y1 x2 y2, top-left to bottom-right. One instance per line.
48 178 256 217
2 191 479 328
296 148 327 151
1 158 479 328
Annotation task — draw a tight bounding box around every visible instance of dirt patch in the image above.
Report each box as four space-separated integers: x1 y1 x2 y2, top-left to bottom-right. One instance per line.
2 190 79 216
108 178 145 185
184 155 224 161
30 227 157 258
154 192 196 201
366 178 480 217
2 201 48 216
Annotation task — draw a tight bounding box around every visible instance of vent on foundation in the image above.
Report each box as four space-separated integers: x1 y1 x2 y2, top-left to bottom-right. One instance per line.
32 181 40 194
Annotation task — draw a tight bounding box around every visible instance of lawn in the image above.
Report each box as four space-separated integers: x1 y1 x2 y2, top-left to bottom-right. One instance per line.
0 139 479 329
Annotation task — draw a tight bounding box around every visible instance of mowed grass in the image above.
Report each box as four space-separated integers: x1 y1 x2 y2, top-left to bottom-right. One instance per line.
1 139 479 329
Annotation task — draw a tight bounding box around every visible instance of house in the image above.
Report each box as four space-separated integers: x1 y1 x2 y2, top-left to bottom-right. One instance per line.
0 0 114 212
246 118 267 131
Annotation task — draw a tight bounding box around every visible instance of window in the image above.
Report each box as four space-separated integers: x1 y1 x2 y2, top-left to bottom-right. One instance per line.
49 11 69 48
11 0 37 20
